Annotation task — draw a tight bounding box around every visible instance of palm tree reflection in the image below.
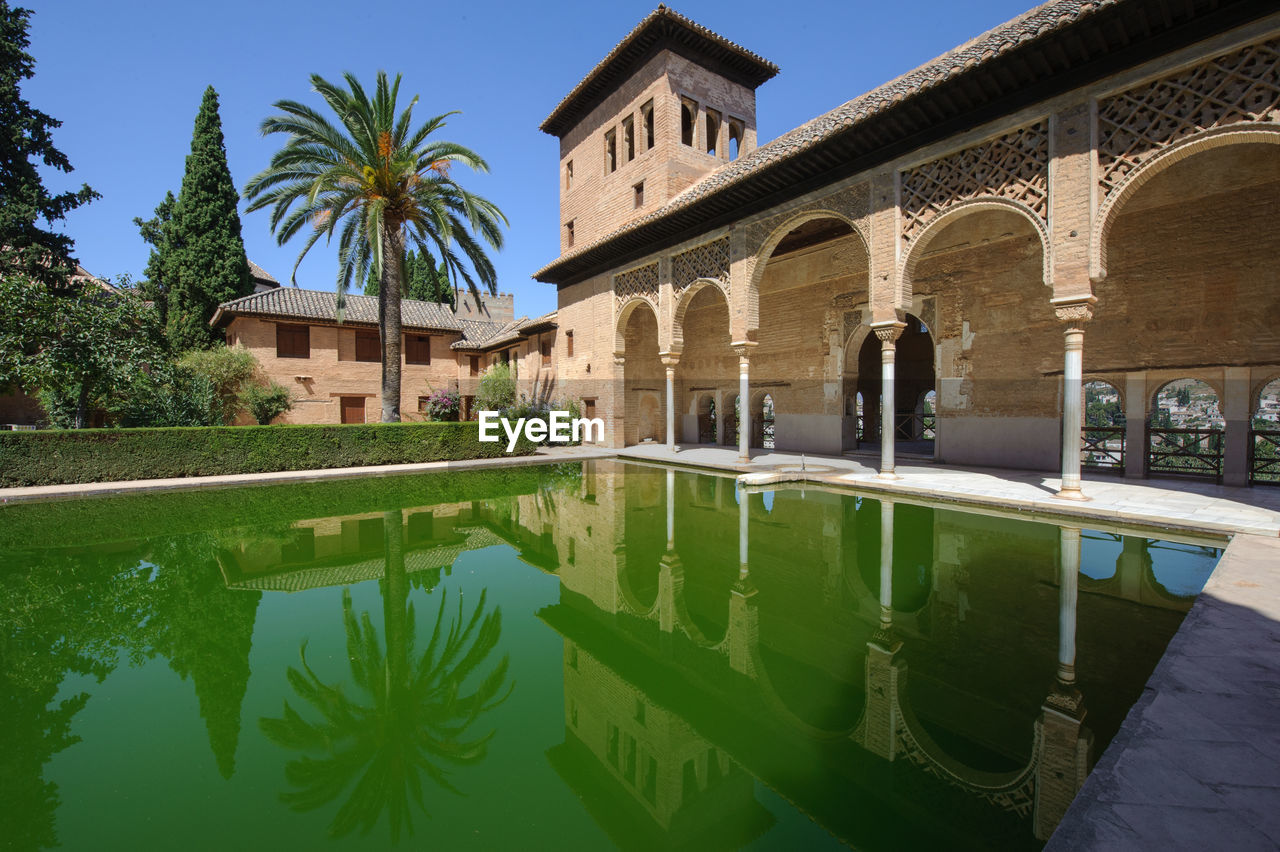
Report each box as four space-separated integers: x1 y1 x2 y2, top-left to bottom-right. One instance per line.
260 510 512 843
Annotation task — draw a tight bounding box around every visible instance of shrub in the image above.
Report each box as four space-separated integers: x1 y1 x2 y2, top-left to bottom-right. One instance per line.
500 396 585 446
421 387 460 422
0 422 537 487
241 381 294 425
476 362 516 412
177 345 257 424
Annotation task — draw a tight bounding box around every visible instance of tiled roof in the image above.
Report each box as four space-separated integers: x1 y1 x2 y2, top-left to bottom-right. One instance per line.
540 5 779 136
534 0 1116 282
212 286 556 352
211 286 480 334
247 259 279 286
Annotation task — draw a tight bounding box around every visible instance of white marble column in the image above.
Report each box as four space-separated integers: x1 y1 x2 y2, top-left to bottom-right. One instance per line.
733 343 756 464
738 484 749 583
666 468 675 550
1053 298 1095 500
879 500 895 632
1057 525 1081 686
871 322 905 479
660 352 680 454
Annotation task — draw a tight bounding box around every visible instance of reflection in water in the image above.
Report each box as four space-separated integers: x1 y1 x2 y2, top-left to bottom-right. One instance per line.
0 461 1221 850
260 510 512 843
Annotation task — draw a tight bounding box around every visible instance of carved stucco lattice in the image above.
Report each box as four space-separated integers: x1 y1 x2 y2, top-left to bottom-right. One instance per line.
614 262 659 311
742 183 871 258
900 121 1049 243
672 236 730 295
1098 38 1280 202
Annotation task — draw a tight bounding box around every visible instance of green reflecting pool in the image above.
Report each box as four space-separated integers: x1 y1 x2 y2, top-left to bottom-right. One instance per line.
0 461 1221 850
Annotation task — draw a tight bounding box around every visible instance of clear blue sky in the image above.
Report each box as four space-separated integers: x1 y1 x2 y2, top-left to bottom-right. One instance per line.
24 0 1033 319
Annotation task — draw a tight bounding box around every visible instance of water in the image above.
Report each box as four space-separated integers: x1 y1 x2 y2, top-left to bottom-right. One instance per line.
0 460 1222 850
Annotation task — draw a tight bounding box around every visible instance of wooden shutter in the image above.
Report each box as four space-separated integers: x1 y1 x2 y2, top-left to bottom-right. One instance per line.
276 324 310 359
355 330 380 362
405 334 431 365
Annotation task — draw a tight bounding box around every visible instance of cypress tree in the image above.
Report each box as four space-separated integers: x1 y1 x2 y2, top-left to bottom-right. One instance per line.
0 2 98 286
166 86 250 352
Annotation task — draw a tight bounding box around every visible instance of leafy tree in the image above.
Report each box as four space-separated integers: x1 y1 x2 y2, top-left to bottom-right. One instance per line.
0 274 169 428
241 380 293 424
365 249 454 306
245 72 506 422
166 86 252 352
132 190 177 326
177 344 257 424
0 2 98 287
476 362 516 412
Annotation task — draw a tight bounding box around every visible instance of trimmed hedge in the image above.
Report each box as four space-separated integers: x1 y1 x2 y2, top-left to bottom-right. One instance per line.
0 422 536 487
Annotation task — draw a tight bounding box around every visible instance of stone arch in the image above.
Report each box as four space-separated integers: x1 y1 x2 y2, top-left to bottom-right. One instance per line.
744 209 870 337
614 296 660 354
1092 126 1280 281
671 278 728 351
1253 375 1280 417
1083 377 1125 412
901 198 1050 302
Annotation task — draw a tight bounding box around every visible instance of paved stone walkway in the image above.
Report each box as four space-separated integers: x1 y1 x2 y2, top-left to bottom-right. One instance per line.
616 444 1280 537
1046 533 1280 850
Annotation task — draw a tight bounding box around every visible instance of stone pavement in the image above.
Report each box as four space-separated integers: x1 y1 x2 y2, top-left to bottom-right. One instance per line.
1045 533 1280 850
616 443 1280 538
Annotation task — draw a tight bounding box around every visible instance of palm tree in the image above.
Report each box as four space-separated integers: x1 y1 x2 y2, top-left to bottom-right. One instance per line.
244 72 507 422
259 511 512 842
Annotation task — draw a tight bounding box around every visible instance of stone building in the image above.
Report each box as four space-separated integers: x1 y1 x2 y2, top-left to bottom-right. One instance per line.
535 0 1280 490
211 285 557 424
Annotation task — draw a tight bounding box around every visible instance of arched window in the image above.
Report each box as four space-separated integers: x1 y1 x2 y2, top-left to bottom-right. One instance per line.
1251 377 1280 484
681 99 696 147
1149 379 1223 480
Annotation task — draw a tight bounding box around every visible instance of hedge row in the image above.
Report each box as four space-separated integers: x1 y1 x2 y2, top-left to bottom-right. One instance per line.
0 422 536 488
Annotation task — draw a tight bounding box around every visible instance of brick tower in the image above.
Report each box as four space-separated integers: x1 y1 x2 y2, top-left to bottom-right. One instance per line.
541 6 778 255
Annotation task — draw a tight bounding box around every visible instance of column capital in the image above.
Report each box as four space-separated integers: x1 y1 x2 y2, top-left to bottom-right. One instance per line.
612 350 626 368
730 340 757 360
1051 295 1097 326
870 320 906 344
659 351 681 369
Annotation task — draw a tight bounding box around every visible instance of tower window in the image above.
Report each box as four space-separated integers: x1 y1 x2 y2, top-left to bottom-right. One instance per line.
566 330 574 357
565 220 575 248
728 118 744 160
681 98 696 146
604 128 617 173
565 160 573 189
641 100 654 150
705 108 721 157
622 115 635 163
633 181 644 208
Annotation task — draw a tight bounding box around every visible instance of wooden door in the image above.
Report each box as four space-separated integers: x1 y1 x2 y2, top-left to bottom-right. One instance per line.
340 396 365 424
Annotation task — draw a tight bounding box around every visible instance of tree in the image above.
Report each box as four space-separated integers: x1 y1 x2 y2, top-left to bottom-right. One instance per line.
166 86 252 352
132 191 177 326
0 274 169 428
476 362 516 412
0 2 98 287
245 72 507 422
177 344 257 424
365 249 454 306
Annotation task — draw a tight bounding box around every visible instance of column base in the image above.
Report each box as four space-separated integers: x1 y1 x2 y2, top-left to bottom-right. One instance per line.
876 471 900 481
738 455 752 465
1054 487 1090 501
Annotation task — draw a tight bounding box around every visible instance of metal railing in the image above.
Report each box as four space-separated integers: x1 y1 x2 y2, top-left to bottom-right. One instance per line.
1250 429 1280 485
894 413 936 442
1082 426 1125 471
1147 427 1223 480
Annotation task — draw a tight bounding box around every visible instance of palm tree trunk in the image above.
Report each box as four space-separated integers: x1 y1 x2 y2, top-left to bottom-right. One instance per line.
379 228 404 422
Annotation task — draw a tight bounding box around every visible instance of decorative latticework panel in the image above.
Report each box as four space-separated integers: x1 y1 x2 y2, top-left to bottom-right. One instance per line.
900 122 1049 243
1098 38 1280 202
672 236 730 294
614 262 659 310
